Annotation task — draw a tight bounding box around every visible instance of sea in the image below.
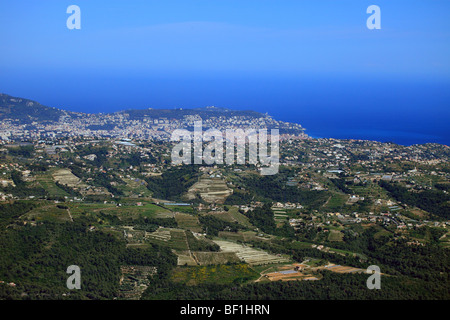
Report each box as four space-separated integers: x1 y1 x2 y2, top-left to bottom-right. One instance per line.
3 71 449 146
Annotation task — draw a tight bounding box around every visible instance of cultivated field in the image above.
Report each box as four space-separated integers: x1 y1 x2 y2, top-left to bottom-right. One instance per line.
207 208 252 228
317 264 364 274
213 240 289 265
35 173 69 197
171 264 259 286
187 176 232 203
52 169 86 188
147 227 172 241
68 202 174 220
119 265 157 300
175 212 202 232
24 204 72 223
328 229 344 242
120 177 152 198
175 251 197 266
264 270 307 281
146 228 189 250
192 252 241 265
217 230 268 243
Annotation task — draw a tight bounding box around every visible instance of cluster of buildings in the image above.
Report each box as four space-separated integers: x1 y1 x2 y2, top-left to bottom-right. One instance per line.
0 109 307 142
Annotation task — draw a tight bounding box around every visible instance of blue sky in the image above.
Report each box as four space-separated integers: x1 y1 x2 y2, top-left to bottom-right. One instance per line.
0 1 449 145
1 0 449 76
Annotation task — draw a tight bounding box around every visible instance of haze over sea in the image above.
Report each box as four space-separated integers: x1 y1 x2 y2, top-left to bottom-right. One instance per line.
1 1 449 146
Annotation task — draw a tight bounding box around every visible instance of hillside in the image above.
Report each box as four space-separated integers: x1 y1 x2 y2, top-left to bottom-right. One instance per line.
0 93 66 124
0 93 269 124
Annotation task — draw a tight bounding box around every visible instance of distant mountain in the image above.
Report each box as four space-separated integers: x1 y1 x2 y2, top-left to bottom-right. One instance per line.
0 93 66 124
0 93 269 123
0 93 306 137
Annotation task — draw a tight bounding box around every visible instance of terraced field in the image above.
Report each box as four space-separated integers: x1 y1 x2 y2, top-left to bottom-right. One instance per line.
213 240 289 265
147 227 171 241
208 208 252 228
146 228 189 250
175 251 197 266
52 168 86 188
187 176 232 203
120 177 152 198
35 173 69 197
175 212 202 232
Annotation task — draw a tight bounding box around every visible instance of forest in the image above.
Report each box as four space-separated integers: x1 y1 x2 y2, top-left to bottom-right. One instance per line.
0 203 177 300
379 181 450 219
145 166 201 201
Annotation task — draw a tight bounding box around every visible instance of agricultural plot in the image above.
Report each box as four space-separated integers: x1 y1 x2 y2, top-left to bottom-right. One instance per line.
119 177 152 198
24 204 72 223
274 213 288 219
170 229 189 250
261 263 308 282
349 183 387 200
289 241 315 249
273 209 288 219
175 251 197 266
217 230 263 242
186 176 232 203
192 252 241 265
440 231 450 248
35 173 70 198
67 202 116 218
70 202 173 220
123 226 146 244
328 229 344 242
118 265 157 300
290 240 362 259
407 208 430 219
324 194 348 210
164 204 194 214
213 240 289 265
147 228 188 251
171 264 259 286
217 231 245 242
274 210 288 227
208 211 234 222
318 264 364 274
208 208 252 227
175 212 202 232
146 227 171 242
264 270 305 282
52 169 86 188
229 208 252 227
141 203 174 218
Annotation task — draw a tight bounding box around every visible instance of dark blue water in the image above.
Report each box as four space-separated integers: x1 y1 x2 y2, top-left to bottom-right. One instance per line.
264 76 450 146
1 70 449 146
